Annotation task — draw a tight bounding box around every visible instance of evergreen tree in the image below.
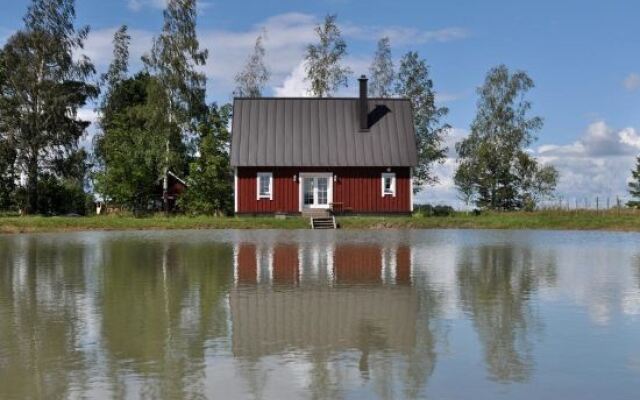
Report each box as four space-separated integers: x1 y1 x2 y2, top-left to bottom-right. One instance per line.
369 37 394 97
0 0 98 214
628 156 640 208
305 14 352 97
143 0 208 211
395 51 449 190
234 31 270 97
180 103 233 215
454 65 557 210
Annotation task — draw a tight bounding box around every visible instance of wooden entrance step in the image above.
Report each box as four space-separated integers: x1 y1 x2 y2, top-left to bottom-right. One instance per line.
310 216 337 229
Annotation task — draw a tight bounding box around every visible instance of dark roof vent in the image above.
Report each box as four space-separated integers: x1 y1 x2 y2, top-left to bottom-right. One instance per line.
358 75 369 131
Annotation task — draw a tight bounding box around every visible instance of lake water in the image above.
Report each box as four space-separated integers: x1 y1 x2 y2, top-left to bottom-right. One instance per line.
0 229 639 399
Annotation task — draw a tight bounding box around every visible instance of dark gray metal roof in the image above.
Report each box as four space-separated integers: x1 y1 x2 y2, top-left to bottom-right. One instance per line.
230 98 418 167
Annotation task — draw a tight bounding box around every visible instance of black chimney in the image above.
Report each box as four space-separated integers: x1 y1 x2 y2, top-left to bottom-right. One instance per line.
358 75 369 131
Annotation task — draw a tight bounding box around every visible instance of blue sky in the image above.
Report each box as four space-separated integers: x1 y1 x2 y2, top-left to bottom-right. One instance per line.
2 0 639 205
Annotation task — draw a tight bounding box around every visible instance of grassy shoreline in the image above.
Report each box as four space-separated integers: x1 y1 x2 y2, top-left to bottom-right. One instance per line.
1 210 640 234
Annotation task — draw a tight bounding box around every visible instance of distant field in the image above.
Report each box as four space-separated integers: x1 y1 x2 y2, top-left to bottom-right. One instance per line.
2 210 640 234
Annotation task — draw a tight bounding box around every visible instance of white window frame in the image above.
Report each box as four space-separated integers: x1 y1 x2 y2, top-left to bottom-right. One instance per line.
298 173 333 211
381 172 396 197
257 172 273 200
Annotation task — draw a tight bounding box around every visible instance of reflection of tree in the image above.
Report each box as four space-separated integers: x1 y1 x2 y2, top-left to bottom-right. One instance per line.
99 238 234 398
402 277 442 399
457 245 556 382
0 236 91 399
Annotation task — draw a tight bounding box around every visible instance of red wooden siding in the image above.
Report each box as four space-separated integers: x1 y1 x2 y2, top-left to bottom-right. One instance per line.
236 167 411 214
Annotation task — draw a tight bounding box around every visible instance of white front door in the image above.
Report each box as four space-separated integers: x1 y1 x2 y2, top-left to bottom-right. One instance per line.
300 173 332 210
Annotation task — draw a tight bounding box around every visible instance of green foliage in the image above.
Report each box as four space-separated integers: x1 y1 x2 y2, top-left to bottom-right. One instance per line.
94 73 169 213
143 0 208 126
0 0 97 214
369 37 394 97
101 25 130 106
0 137 17 210
628 156 640 207
414 204 455 217
396 51 450 190
179 104 233 215
234 31 270 97
305 14 352 97
455 65 558 210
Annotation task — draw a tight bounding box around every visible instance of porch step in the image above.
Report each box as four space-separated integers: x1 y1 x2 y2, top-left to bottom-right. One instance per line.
310 216 337 229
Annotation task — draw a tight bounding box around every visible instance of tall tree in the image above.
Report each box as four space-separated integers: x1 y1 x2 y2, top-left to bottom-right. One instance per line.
454 65 557 210
395 51 449 190
94 73 167 213
627 156 640 208
143 0 208 211
304 14 352 97
369 37 394 97
0 49 16 210
101 25 130 104
234 31 270 97
180 103 233 215
0 0 98 214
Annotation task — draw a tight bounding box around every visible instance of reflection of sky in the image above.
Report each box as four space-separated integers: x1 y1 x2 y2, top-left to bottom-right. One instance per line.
1 229 640 399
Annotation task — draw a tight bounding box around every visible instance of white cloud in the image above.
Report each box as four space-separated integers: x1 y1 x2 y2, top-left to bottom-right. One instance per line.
416 122 640 207
82 27 154 69
623 73 640 92
537 121 640 158
273 61 309 97
346 25 469 45
81 13 468 99
535 121 639 202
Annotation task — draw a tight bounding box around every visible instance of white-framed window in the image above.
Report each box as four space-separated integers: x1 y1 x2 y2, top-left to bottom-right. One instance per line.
257 172 273 200
381 172 396 197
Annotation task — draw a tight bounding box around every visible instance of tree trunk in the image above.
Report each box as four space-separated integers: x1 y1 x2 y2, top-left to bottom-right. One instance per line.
26 156 38 215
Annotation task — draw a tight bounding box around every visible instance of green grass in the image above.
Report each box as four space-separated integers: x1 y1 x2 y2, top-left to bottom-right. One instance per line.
1 210 640 234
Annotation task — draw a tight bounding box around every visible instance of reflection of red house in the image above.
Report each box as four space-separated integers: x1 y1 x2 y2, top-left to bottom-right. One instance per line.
396 246 412 284
334 244 382 284
272 244 299 285
236 243 258 284
233 242 411 286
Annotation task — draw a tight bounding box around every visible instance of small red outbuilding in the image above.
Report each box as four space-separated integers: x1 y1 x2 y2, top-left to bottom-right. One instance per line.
230 76 418 215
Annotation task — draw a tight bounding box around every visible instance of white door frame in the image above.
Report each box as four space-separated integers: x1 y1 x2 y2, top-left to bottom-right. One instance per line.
298 172 333 212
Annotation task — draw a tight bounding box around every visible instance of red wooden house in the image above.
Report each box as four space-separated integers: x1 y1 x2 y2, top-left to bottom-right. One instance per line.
230 76 417 215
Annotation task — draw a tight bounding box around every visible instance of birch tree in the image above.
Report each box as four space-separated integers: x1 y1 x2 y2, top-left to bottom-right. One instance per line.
143 0 208 211
454 65 558 210
395 51 449 190
305 14 352 97
369 37 394 97
234 31 270 97
0 0 97 213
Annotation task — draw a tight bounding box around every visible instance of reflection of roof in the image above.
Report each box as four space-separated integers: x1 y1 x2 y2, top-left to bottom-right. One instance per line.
229 286 418 358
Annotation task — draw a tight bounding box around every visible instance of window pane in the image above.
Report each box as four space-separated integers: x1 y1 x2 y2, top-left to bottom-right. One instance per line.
259 175 270 196
317 178 328 205
304 179 314 205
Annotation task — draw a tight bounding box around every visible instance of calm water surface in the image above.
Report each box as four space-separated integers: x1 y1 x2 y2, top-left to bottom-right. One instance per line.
1 229 639 399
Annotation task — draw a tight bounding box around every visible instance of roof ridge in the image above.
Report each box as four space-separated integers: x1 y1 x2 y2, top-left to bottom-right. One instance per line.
233 97 411 101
